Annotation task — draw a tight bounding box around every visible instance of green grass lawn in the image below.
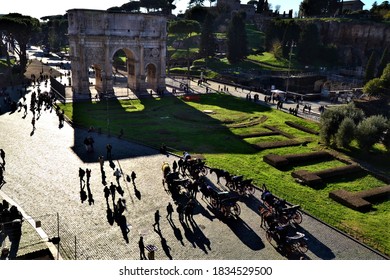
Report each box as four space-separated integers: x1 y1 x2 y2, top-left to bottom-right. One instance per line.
59 93 390 256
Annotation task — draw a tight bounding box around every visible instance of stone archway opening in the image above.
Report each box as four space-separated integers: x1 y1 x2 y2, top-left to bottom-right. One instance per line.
145 63 157 90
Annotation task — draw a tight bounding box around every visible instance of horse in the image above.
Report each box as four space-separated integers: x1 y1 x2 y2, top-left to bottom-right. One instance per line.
210 168 228 184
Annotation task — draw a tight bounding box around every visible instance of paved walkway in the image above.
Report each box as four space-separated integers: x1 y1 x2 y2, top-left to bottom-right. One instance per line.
0 80 387 260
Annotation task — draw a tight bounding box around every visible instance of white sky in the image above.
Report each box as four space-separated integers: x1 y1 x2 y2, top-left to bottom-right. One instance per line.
0 0 378 19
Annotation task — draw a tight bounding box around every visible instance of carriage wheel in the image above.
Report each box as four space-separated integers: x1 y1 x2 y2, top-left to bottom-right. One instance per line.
232 203 241 216
210 198 218 209
265 230 273 243
247 185 256 195
297 239 308 254
201 167 208 176
292 211 303 225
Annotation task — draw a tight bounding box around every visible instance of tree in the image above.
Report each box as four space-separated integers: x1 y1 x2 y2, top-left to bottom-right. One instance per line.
335 117 356 148
320 103 365 146
363 63 390 98
168 19 201 75
297 23 320 64
189 0 205 7
364 51 377 83
377 45 389 78
199 12 216 59
299 0 340 17
226 12 248 64
185 4 209 23
0 13 40 76
356 115 389 151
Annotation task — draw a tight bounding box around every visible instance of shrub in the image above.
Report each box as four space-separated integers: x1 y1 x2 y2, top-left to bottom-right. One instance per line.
320 103 364 146
335 117 356 148
356 115 389 151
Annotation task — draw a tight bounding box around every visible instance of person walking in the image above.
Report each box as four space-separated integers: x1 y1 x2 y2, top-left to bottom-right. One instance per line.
138 236 146 260
98 156 104 170
166 202 174 220
153 210 161 231
176 203 184 223
106 144 112 159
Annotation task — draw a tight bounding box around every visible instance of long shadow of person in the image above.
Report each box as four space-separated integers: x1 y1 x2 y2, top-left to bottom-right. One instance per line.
117 214 130 243
109 160 116 170
167 218 184 246
79 183 87 203
106 202 115 226
160 237 173 260
101 169 107 186
86 182 94 206
134 186 141 200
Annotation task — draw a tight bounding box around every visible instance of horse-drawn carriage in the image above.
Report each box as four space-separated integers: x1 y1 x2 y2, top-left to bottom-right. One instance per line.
183 158 208 178
227 175 256 196
200 182 241 218
162 162 190 195
259 186 303 228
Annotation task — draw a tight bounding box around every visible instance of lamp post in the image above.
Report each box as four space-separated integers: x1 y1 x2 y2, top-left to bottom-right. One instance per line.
285 41 296 96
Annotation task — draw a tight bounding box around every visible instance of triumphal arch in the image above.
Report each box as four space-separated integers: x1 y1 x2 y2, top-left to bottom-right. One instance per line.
67 9 167 95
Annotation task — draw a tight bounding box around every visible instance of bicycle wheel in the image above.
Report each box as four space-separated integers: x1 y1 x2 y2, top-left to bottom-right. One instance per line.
292 211 303 224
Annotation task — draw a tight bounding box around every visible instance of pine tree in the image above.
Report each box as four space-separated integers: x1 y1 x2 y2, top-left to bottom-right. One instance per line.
364 51 377 83
199 13 216 59
226 12 248 64
377 45 389 78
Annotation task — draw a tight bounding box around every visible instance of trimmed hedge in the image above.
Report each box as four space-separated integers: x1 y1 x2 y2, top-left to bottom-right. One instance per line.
239 131 279 139
229 115 268 129
329 185 390 212
263 125 295 139
292 164 364 189
285 121 319 135
254 140 309 150
264 151 333 170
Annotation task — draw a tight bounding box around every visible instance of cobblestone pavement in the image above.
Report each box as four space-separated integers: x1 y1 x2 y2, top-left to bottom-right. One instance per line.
0 82 387 260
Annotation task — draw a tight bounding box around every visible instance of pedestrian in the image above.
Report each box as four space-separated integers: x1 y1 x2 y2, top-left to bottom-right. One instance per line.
153 210 161 230
106 144 112 159
114 168 121 185
172 160 177 173
138 236 146 260
98 156 104 170
166 202 174 220
110 182 116 202
176 203 184 223
103 185 110 203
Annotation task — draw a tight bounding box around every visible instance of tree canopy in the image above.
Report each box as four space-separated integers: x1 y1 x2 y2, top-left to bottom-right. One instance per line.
0 13 40 75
